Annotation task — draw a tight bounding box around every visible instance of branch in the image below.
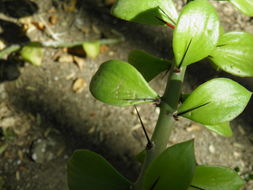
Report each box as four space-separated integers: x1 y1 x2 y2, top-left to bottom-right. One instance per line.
0 37 124 58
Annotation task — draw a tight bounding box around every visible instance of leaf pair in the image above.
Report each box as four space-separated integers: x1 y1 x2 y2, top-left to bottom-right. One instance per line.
178 78 252 136
113 0 221 68
68 142 245 190
68 141 196 190
90 48 171 106
143 140 244 190
90 60 160 106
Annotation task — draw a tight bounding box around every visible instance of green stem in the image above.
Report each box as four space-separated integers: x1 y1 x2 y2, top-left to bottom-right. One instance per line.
0 45 21 58
134 64 186 189
42 37 125 48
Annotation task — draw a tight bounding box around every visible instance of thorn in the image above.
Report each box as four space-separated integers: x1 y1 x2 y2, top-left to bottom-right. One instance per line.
158 7 176 25
216 44 226 48
155 16 175 29
178 39 193 69
177 102 211 116
134 106 153 150
150 176 160 190
190 185 205 190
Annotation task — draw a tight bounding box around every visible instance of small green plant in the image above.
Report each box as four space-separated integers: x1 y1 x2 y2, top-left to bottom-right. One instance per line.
67 0 253 190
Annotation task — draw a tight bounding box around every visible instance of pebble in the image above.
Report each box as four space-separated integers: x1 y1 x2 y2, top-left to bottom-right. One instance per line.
233 151 241 158
72 78 87 93
186 123 202 132
209 144 216 154
108 51 115 56
57 54 74 63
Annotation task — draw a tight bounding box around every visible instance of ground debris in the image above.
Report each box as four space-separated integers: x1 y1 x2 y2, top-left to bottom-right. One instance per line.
72 78 87 93
73 56 85 70
57 54 74 63
186 123 202 132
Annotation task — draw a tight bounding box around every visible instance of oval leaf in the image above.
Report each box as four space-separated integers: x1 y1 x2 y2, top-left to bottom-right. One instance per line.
205 122 233 137
177 78 252 125
128 49 171 82
143 140 196 190
82 41 100 58
209 32 253 77
20 42 43 66
111 0 178 26
173 0 220 67
230 0 253 16
68 150 132 190
188 165 245 190
90 60 159 106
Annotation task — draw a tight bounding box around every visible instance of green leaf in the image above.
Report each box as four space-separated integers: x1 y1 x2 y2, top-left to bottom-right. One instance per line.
173 0 220 67
111 0 178 26
230 0 253 16
135 149 146 164
205 122 233 137
128 49 170 82
181 93 191 103
188 165 245 190
177 78 252 125
209 32 253 77
90 60 159 106
20 42 44 66
143 140 196 190
68 150 132 190
82 41 100 58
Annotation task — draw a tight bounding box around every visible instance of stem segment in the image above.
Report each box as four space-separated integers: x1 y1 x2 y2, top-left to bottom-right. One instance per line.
134 64 186 189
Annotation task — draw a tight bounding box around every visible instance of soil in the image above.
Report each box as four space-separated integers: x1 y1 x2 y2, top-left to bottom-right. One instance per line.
0 0 252 190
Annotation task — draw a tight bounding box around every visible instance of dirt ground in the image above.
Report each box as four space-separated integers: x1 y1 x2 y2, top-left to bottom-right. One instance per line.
0 0 252 189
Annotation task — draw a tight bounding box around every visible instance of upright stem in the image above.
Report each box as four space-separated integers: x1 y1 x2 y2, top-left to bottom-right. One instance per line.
134 64 186 189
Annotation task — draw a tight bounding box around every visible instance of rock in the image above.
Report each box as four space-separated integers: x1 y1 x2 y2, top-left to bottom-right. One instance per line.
29 131 65 164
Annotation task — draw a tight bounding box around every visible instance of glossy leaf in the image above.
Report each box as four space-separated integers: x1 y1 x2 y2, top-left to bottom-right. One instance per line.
143 140 196 190
230 0 253 16
205 122 233 137
209 32 253 77
111 0 178 26
20 42 43 66
82 41 100 58
187 165 245 190
177 78 252 125
128 49 171 82
90 60 159 106
68 150 132 190
173 0 220 67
